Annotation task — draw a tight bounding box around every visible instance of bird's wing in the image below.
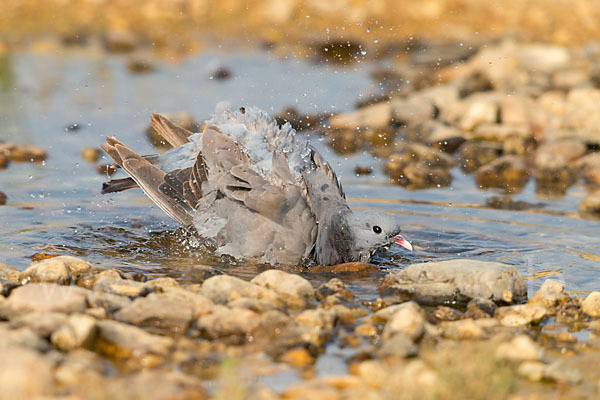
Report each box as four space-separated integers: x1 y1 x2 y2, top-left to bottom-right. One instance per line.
150 113 193 147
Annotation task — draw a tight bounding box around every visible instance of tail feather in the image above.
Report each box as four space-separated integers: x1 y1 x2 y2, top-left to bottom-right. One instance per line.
101 177 138 194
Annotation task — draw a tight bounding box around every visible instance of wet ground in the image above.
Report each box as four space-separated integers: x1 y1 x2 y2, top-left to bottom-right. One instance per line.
1 45 600 391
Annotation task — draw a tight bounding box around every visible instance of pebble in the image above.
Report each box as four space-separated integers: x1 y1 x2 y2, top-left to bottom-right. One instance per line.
0 142 47 162
475 155 530 192
376 333 419 359
457 140 502 172
441 318 499 340
92 274 151 298
19 256 73 285
7 283 89 313
495 304 548 326
329 101 391 129
581 291 600 317
404 142 455 168
295 308 337 330
196 305 260 339
459 100 498 131
201 275 283 308
87 290 132 311
280 347 314 368
0 325 50 352
499 95 530 126
0 262 20 282
563 88 600 144
96 320 174 368
380 259 527 305
517 44 570 73
527 279 569 308
0 347 54 399
0 153 10 169
579 190 600 215
464 297 497 319
80 147 102 163
382 301 425 341
517 361 546 381
55 349 105 387
544 359 582 384
495 335 541 362
251 269 315 309
50 313 97 351
10 311 69 337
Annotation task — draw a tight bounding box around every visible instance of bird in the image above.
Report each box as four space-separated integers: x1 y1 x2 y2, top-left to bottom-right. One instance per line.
101 106 412 266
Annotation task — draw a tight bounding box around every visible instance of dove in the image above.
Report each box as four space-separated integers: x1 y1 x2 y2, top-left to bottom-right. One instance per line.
101 106 412 266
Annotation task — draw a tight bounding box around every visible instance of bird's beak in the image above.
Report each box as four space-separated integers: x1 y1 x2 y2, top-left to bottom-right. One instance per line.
392 234 413 251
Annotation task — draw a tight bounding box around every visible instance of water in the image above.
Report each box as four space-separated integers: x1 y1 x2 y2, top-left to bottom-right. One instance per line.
1 45 599 386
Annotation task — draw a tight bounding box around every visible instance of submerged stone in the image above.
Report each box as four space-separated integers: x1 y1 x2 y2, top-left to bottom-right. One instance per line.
251 269 315 309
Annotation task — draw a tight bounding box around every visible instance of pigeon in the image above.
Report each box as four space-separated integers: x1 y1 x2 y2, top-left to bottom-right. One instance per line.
101 106 412 266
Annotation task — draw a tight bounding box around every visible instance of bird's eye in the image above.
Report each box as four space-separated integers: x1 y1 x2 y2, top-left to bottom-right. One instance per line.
373 226 382 234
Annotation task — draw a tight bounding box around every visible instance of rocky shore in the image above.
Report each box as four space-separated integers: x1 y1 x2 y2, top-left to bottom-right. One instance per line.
1 255 600 399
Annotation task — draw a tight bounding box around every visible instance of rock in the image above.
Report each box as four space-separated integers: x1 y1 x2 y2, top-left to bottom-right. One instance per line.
470 123 530 143
457 141 503 173
404 143 455 168
495 335 541 362
316 278 352 300
326 128 363 155
87 291 132 311
180 264 222 282
127 58 155 74
51 313 97 351
517 45 570 73
10 311 68 337
382 301 425 341
353 165 373 176
196 305 260 340
0 347 54 398
251 270 315 309
563 88 600 145
432 306 463 322
422 121 466 153
0 325 49 352
535 139 587 167
96 320 174 368
391 97 437 127
499 95 530 126
464 297 497 319
581 292 600 317
143 277 179 291
228 297 282 314
527 279 568 308
101 30 140 53
495 304 548 326
441 318 499 340
385 159 452 189
295 309 337 331
55 349 105 387
0 142 47 162
579 190 600 215
318 295 369 324
380 259 527 305
518 361 546 382
329 101 391 129
0 153 10 169
280 347 314 368
544 359 582 384
0 191 6 205
475 155 530 192
460 100 498 131
102 370 206 399
0 262 19 282
81 147 102 163
354 323 377 337
201 275 283 307
113 291 209 333
7 283 89 313
376 333 419 359
19 256 73 285
92 275 151 297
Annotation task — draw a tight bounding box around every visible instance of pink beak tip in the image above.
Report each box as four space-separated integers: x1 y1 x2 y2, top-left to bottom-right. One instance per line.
392 234 413 252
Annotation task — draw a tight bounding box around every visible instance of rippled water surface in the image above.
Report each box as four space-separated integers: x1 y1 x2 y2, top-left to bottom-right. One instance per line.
1 47 599 299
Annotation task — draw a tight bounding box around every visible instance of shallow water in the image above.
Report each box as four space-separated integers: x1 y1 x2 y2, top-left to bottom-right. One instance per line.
1 46 599 386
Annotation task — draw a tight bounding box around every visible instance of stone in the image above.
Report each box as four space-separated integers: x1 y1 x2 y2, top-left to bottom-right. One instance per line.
19 256 73 285
96 320 174 367
581 291 600 317
460 100 498 131
544 359 582 384
475 155 530 192
380 259 527 305
0 142 47 162
0 325 49 352
55 349 105 387
457 141 503 173
10 311 68 337
330 101 391 129
441 318 499 340
422 121 466 153
404 143 455 168
295 309 337 331
280 347 314 368
517 45 570 73
87 291 132 311
0 263 19 282
391 97 437 127
316 278 352 300
499 95 530 126
464 297 497 319
196 305 261 339
354 323 377 337
102 370 207 399
81 147 102 163
92 275 151 297
579 190 600 215
385 160 452 189
432 306 463 321
495 335 541 362
382 301 425 341
527 279 568 308
251 269 315 309
201 275 283 307
563 88 600 145
376 333 419 359
535 139 587 167
518 361 546 382
51 313 97 351
228 297 282 314
0 347 54 399
143 277 179 291
470 123 530 143
113 291 207 333
495 304 548 326
7 283 89 313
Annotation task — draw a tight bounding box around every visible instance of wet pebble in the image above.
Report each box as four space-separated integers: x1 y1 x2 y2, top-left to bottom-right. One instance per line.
441 318 499 340
0 142 47 162
81 147 102 163
464 297 497 319
376 333 419 359
10 311 69 337
0 153 9 169
475 155 530 192
382 301 425 341
457 140 502 172
579 190 600 215
0 325 49 352
581 291 600 317
127 57 155 73
50 313 97 351
459 100 498 131
209 66 231 80
527 279 569 308
201 274 284 308
92 274 151 297
19 256 75 285
0 347 54 399
380 259 527 306
196 305 260 340
495 304 548 327
251 269 315 309
329 102 391 130
101 30 140 53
